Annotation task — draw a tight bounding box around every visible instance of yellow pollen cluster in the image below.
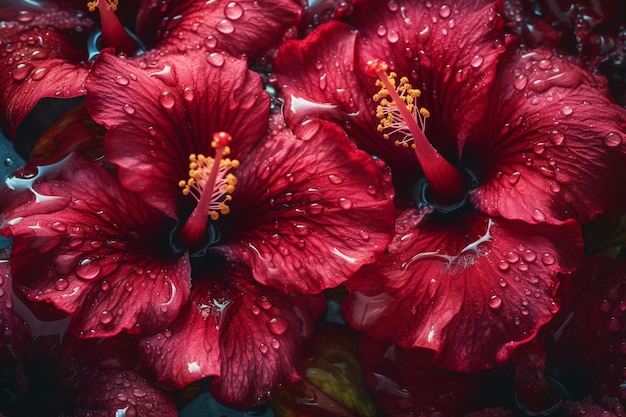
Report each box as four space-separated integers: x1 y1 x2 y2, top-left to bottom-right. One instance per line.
178 152 239 221
87 0 119 12
373 73 430 149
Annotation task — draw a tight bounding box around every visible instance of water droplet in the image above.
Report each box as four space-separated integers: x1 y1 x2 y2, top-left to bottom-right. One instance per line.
123 104 136 115
522 249 536 262
607 316 621 332
270 338 280 349
533 143 545 154
505 251 520 263
100 310 113 324
497 259 510 271
115 75 130 86
438 4 451 18
359 230 370 241
12 63 33 81
532 209 546 222
183 86 194 101
216 19 235 34
387 29 399 43
376 24 387 36
30 67 48 80
206 52 225 67
268 317 289 335
159 91 175 109
251 305 260 315
54 278 69 291
16 10 35 22
52 222 66 232
600 299 612 313
75 258 101 280
328 174 342 184
259 343 269 354
293 224 309 236
538 59 552 70
470 55 484 68
318 73 327 90
387 0 399 11
224 1 244 20
339 198 353 209
204 35 218 49
541 253 555 265
258 296 272 310
513 74 528 91
101 281 111 291
560 105 573 116
604 132 622 147
488 295 502 309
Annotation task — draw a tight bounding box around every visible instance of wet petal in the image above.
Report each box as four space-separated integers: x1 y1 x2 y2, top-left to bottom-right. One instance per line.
0 155 191 337
85 49 269 217
139 264 325 407
469 48 626 225
0 5 92 138
219 117 395 294
136 0 301 60
342 209 582 371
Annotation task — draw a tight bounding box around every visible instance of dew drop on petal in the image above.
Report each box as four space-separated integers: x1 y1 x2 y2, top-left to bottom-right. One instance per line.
101 281 111 291
376 24 387 36
488 295 502 309
206 52 225 67
604 132 622 147
251 305 260 315
470 55 484 68
30 67 48 81
532 209 546 222
100 310 113 324
270 338 280 349
224 1 244 20
359 230 370 241
560 105 573 116
159 91 175 109
75 258 101 280
607 316 621 332
216 19 235 34
513 74 528 91
318 73 327 90
54 278 69 291
438 4 451 18
259 343 269 354
497 259 510 271
540 253 555 265
387 29 399 43
268 317 289 335
258 296 272 310
505 251 520 263
308 203 324 215
387 0 399 11
204 36 218 49
123 104 135 115
115 75 130 86
183 87 194 101
293 224 310 236
328 174 342 184
550 131 564 145
12 63 33 81
508 171 521 185
339 198 353 209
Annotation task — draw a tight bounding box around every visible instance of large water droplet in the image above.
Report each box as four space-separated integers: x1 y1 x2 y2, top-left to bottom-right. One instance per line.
159 91 175 109
259 343 269 354
318 73 327 90
268 317 289 335
604 132 622 147
328 174 342 184
386 0 399 11
216 19 235 34
508 171 521 185
532 209 546 222
560 105 573 116
123 104 136 115
30 67 48 81
270 338 280 349
12 63 33 81
376 24 387 36
513 74 528 91
438 4 451 18
75 258 101 280
488 295 502 309
115 75 130 86
183 86 194 101
100 310 113 324
339 198 353 209
497 259 510 271
541 253 555 265
224 1 244 20
204 35 218 49
470 55 484 68
206 52 225 67
293 224 309 236
54 278 69 291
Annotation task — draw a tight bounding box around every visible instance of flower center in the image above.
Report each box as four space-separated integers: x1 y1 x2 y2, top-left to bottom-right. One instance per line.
178 132 239 249
87 0 140 55
367 59 468 207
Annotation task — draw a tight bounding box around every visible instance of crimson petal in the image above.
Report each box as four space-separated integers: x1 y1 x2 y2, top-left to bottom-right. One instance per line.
139 263 325 407
85 49 269 217
136 0 301 60
0 4 92 138
469 48 626 225
0 155 191 337
219 117 395 293
342 208 582 371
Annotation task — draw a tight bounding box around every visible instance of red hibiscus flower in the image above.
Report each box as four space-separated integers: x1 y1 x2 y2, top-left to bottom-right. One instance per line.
272 0 626 371
0 0 302 139
0 49 394 405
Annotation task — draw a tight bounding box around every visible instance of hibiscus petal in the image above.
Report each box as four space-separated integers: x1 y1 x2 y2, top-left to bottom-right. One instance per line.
139 263 325 407
342 208 582 371
219 117 395 293
350 0 506 156
85 49 269 217
0 5 92 138
469 48 626 225
0 155 191 337
136 0 301 60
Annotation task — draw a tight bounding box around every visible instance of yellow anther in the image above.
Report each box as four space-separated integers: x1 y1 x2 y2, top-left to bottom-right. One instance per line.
87 0 119 12
371 69 430 149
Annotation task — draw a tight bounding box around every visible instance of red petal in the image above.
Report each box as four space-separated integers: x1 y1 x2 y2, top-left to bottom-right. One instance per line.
469 48 626 225
136 0 301 60
350 0 506 155
1 156 191 337
0 5 92 138
342 208 582 371
219 117 395 293
139 264 325 407
85 49 269 217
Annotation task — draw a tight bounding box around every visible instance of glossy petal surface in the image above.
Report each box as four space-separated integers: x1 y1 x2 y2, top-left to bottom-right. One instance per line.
343 208 582 371
0 155 190 337
140 264 325 407
219 117 395 293
86 49 269 217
